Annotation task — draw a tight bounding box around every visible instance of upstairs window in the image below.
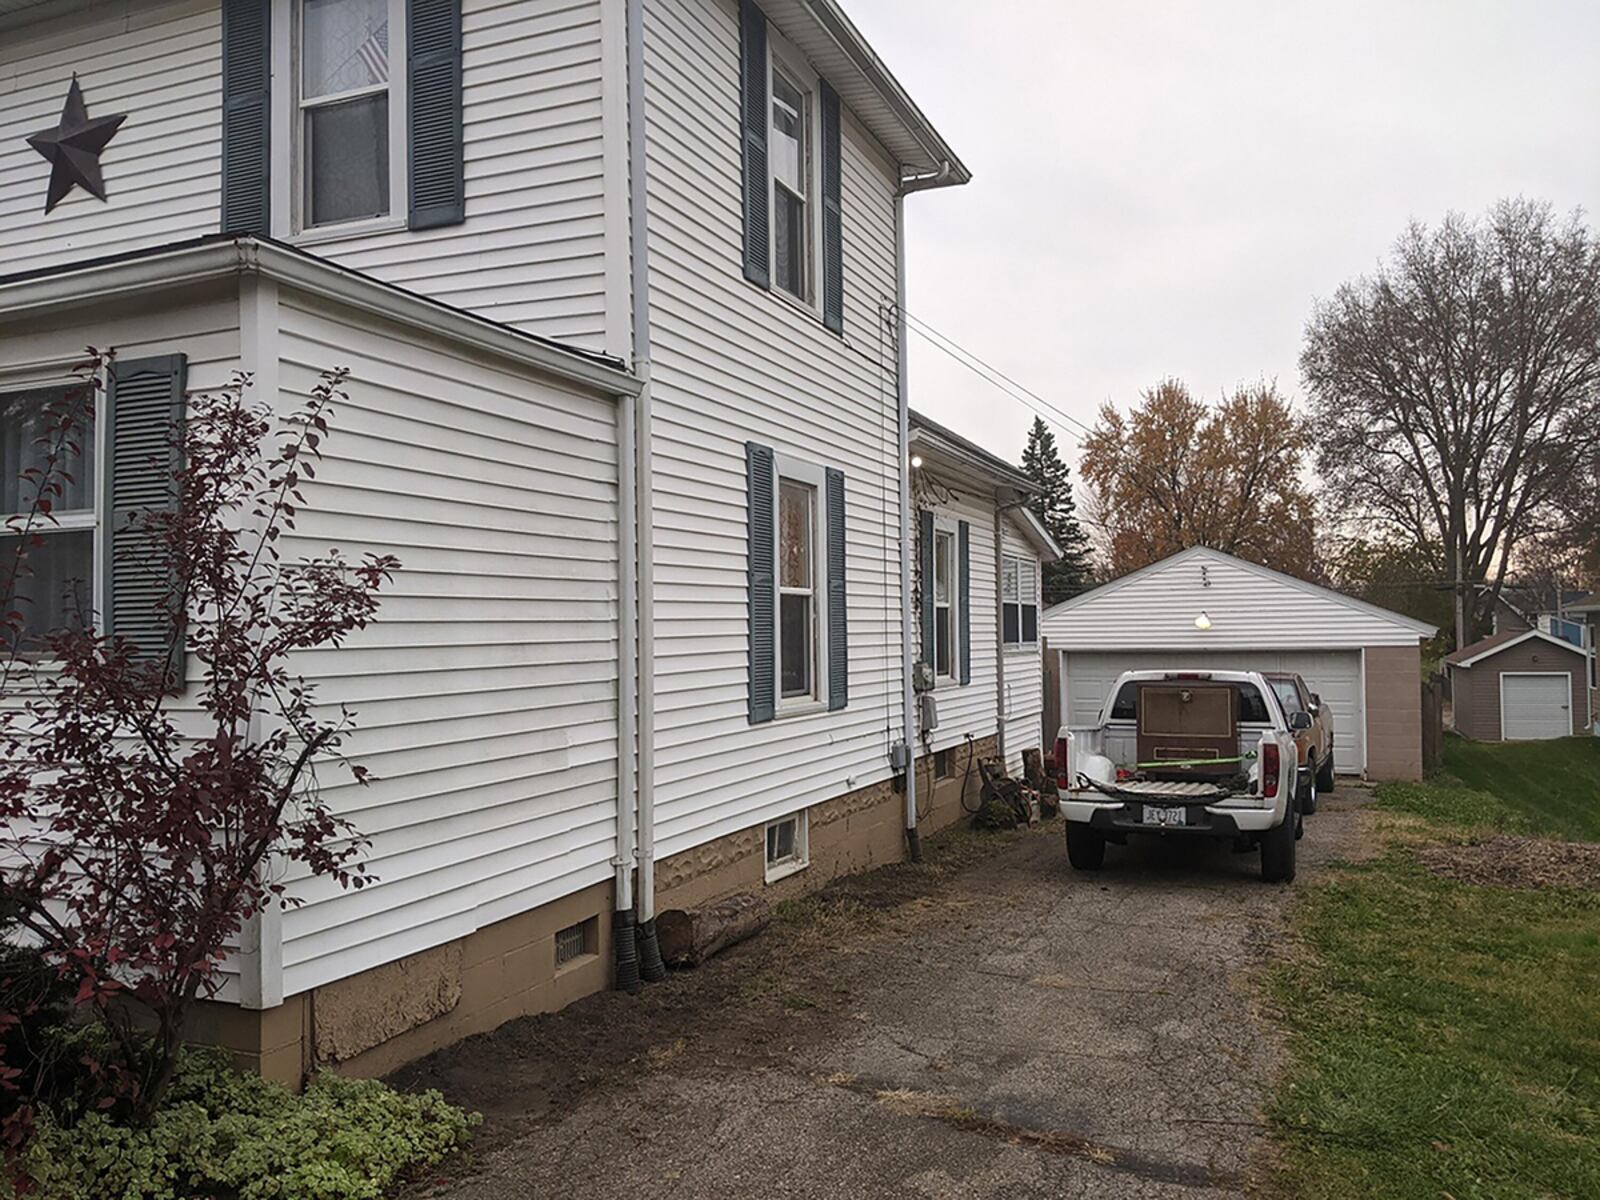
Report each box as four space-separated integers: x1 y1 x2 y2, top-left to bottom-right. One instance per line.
770 66 810 301
298 0 405 229
0 385 97 651
1001 554 1038 646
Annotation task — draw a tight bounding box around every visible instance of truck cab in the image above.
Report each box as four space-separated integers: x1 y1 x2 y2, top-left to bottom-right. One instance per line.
1053 670 1302 882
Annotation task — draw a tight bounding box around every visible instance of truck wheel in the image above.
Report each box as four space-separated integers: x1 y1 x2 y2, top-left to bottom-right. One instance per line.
1316 753 1336 795
1066 823 1106 871
1299 761 1318 816
1260 812 1297 883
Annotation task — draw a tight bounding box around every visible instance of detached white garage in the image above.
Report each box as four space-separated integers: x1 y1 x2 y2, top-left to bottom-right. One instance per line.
1040 548 1437 781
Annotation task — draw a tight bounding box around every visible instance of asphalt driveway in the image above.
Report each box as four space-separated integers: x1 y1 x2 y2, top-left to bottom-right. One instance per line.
402 789 1372 1199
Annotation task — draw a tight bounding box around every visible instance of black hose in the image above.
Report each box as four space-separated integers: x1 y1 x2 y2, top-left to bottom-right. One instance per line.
959 732 982 813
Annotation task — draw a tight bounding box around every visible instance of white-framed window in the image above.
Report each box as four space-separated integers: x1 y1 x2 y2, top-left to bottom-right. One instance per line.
1001 554 1038 647
932 525 957 680
0 375 101 652
767 33 819 306
772 453 829 711
285 0 408 235
764 811 809 882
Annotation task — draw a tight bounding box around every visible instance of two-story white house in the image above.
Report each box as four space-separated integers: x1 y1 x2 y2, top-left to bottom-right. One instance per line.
0 0 969 1079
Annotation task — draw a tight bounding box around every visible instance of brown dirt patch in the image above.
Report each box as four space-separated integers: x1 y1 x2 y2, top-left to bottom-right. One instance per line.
1417 835 1600 892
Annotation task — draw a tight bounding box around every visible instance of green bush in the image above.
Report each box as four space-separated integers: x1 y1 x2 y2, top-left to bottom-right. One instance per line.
8 1046 478 1200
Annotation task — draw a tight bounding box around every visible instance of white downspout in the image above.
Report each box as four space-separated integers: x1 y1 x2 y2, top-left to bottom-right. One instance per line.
612 384 640 989
626 0 666 982
894 192 920 861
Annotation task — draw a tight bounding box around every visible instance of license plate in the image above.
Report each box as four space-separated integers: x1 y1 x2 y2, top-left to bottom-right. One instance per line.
1142 804 1187 827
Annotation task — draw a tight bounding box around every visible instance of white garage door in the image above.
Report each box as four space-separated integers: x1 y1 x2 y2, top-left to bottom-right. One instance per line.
1500 673 1573 740
1060 649 1365 774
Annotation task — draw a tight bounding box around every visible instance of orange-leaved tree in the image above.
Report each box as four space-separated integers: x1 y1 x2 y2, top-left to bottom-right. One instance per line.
1078 378 1318 579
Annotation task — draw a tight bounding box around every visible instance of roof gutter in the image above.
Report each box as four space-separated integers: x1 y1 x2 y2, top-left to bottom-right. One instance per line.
899 161 955 194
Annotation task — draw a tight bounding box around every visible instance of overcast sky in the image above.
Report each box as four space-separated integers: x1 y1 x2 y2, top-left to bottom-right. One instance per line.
848 0 1600 469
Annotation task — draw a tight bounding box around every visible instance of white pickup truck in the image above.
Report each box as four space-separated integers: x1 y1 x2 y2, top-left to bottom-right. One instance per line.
1053 670 1303 882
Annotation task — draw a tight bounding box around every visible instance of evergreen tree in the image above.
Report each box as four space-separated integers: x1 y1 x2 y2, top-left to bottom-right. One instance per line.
1020 417 1094 605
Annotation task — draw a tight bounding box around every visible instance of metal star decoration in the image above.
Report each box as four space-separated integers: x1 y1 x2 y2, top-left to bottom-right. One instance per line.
26 77 127 214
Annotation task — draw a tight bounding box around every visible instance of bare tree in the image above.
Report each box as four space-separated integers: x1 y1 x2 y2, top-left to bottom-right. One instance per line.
1301 199 1600 646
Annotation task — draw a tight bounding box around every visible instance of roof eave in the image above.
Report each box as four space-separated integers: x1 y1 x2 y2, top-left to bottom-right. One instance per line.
761 0 970 186
0 236 641 398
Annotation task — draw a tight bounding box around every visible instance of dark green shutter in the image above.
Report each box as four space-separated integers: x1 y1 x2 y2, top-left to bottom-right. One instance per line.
819 80 843 334
221 0 271 235
825 468 846 710
957 520 971 684
105 355 187 685
408 0 465 229
739 0 769 288
747 442 775 723
918 510 934 667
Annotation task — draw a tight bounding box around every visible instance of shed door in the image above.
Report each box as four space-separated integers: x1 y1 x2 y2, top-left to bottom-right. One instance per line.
1500 673 1572 740
1059 649 1365 774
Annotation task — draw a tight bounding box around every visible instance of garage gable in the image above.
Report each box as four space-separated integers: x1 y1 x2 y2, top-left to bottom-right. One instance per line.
1040 547 1435 651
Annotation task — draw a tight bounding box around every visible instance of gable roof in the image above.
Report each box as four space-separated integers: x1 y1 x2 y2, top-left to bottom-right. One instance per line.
1446 627 1588 668
1040 546 1437 651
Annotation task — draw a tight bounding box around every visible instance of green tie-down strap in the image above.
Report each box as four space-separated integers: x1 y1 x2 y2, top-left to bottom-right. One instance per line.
1132 750 1259 770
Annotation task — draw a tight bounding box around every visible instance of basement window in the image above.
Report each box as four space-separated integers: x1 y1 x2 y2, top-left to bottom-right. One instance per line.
555 916 598 969
764 812 810 883
934 748 952 778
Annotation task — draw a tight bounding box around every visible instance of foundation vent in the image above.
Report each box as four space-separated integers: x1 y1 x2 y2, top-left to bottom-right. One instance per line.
556 917 597 968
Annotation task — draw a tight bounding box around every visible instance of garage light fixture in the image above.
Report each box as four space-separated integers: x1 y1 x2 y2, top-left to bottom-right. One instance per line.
1194 611 1212 631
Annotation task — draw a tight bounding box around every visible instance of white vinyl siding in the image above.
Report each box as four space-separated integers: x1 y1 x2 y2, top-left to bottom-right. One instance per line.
0 0 223 275
294 0 610 346
642 0 907 858
271 293 619 997
1 0 610 349
916 492 998 757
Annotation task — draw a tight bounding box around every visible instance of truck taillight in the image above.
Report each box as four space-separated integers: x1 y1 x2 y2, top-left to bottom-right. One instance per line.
1054 736 1070 790
1261 742 1280 798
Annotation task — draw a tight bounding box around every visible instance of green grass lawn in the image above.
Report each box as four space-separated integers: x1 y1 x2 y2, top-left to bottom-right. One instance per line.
1380 734 1600 841
1267 739 1600 1200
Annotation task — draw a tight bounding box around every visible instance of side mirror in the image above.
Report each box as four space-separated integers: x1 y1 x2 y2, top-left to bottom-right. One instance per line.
1289 711 1313 732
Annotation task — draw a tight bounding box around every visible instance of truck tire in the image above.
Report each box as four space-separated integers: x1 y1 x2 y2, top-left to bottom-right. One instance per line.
1066 823 1106 871
1299 760 1318 816
1316 753 1335 795
1260 811 1297 883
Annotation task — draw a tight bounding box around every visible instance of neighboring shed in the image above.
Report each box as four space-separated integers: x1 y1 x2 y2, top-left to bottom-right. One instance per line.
1446 629 1592 741
1039 547 1438 781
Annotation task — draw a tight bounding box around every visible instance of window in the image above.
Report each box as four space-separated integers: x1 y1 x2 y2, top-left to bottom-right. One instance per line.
778 477 816 700
297 0 404 229
934 747 952 779
769 64 810 300
764 812 809 882
1001 554 1039 646
933 529 956 679
0 385 97 652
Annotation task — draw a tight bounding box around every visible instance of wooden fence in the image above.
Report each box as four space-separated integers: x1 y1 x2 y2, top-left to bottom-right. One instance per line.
1421 673 1445 773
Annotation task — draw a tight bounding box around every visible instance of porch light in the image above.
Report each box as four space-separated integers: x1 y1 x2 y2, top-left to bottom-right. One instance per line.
911 454 923 468
1194 611 1212 631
